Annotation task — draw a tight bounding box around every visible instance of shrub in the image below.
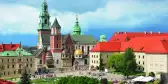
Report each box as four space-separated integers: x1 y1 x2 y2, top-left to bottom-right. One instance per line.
149 72 155 77
56 76 99 84
154 80 160 84
118 80 127 84
100 78 108 84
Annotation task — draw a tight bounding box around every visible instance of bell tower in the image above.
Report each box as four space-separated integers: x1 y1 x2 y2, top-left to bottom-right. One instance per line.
37 0 51 49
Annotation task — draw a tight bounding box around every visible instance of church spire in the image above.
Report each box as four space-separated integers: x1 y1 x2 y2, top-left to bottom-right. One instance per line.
38 0 50 30
72 15 81 35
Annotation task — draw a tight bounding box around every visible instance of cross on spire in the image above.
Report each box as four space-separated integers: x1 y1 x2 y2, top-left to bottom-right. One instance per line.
76 15 78 23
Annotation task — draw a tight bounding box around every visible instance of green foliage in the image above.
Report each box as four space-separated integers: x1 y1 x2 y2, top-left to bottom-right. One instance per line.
149 72 155 77
99 56 103 71
146 82 153 84
118 80 127 84
122 48 137 77
56 76 99 84
19 69 31 84
106 53 124 71
154 80 160 84
107 48 137 77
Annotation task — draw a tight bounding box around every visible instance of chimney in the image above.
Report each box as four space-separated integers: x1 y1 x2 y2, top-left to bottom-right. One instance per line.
125 32 127 34
150 31 152 34
158 31 161 34
144 31 146 34
10 42 12 48
117 32 119 34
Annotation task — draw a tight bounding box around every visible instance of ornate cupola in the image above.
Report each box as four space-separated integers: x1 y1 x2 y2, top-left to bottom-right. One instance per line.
72 15 81 35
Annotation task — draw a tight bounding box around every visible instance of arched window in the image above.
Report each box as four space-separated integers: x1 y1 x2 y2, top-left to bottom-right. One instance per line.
56 59 59 64
45 19 47 24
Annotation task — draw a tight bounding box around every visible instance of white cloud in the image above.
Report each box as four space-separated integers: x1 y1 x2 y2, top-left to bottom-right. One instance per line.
0 0 168 35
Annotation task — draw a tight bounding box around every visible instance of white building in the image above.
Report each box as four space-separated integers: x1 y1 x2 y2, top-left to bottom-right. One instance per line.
90 32 168 76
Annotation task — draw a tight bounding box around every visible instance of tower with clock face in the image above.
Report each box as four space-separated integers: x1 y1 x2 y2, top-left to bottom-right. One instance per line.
37 0 51 49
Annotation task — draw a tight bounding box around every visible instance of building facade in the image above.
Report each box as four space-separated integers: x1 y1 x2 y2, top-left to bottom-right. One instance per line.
35 0 97 70
0 43 35 77
90 32 168 76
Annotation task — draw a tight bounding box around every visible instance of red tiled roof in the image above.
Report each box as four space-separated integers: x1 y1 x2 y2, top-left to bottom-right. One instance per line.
90 42 121 52
0 44 20 52
91 33 168 54
109 32 168 42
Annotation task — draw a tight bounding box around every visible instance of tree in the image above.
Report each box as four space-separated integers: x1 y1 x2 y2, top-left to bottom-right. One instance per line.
19 69 31 84
106 53 124 71
149 72 155 77
122 48 137 78
99 55 103 71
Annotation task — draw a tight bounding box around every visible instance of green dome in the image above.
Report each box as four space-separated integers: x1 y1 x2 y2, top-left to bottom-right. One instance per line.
73 24 81 32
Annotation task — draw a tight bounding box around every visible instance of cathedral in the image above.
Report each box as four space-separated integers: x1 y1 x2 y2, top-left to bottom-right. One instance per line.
34 0 98 70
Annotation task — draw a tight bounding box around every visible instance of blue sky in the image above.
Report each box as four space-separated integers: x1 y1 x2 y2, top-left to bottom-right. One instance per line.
0 0 168 46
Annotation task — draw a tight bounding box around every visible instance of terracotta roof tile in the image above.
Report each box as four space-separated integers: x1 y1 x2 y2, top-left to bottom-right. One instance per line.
91 32 168 54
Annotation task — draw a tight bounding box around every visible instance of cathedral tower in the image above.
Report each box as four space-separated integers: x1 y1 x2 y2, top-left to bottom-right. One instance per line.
37 0 51 49
72 15 81 35
50 18 62 53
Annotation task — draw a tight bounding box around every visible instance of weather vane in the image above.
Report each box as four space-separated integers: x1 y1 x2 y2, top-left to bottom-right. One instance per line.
76 15 78 22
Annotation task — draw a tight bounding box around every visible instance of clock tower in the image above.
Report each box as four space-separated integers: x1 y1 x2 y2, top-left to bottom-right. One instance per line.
37 0 51 49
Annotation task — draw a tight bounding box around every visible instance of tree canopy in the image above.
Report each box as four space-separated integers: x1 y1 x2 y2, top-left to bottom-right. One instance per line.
19 69 31 84
107 48 137 77
56 76 99 84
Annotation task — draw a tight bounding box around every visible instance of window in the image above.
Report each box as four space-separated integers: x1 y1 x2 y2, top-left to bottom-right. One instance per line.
143 61 144 65
142 68 144 71
12 65 14 68
94 55 95 58
14 71 16 74
92 60 93 63
40 60 42 64
143 56 144 59
92 55 93 58
97 61 98 63
56 60 59 64
76 46 78 49
27 58 28 61
87 46 90 54
84 59 87 64
18 59 21 61
56 44 59 48
8 59 10 62
4 72 5 75
7 65 9 68
107 55 108 58
82 46 84 53
97 55 98 58
8 72 10 75
139 61 140 64
139 67 141 70
30 58 32 61
45 19 47 24
139 55 140 58
12 59 14 62
2 59 3 62
26 64 28 67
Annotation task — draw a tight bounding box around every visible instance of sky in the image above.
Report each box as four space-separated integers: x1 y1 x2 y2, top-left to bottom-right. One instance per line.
0 0 168 46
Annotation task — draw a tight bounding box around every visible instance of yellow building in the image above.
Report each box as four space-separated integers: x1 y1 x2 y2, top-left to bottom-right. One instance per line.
0 43 35 77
